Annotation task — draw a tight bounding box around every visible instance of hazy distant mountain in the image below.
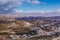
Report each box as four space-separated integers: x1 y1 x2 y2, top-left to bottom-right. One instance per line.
13 11 60 17
16 16 60 22
0 11 60 17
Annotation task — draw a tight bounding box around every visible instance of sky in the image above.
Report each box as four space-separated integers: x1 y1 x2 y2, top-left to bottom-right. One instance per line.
17 0 60 11
0 0 60 15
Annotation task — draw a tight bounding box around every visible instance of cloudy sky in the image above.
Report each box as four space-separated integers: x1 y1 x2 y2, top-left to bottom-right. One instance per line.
17 0 60 11
0 0 60 14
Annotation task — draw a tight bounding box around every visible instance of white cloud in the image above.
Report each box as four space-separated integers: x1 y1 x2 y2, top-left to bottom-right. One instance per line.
31 0 46 5
25 0 31 3
0 0 18 5
16 10 23 12
0 0 46 13
25 0 46 5
46 10 52 12
40 10 45 13
57 9 60 12
0 0 23 13
0 0 8 5
31 0 40 4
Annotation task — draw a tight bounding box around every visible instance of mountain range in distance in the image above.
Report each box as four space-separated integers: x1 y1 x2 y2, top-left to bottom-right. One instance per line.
0 11 60 17
11 11 60 22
